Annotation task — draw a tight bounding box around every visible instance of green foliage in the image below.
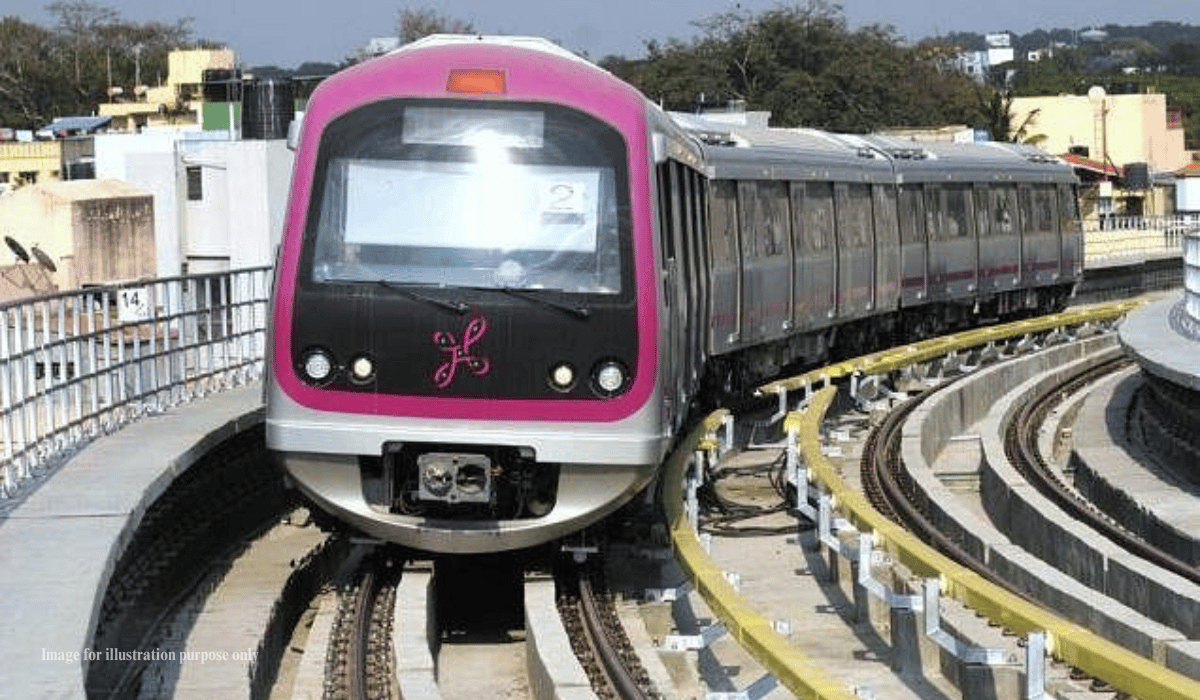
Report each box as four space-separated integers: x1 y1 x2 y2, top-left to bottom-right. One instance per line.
0 2 206 129
601 2 981 132
396 7 475 44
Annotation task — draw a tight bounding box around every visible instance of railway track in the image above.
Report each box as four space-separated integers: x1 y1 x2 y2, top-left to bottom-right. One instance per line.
325 553 402 700
1003 355 1200 584
295 544 665 700
861 347 1200 592
83 429 668 700
87 299 1200 700
557 559 661 700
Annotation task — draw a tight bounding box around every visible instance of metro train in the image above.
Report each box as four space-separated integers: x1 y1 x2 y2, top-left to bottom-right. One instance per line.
265 35 1082 554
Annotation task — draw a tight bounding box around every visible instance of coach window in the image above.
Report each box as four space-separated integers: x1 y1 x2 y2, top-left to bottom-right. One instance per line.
872 184 899 243
656 162 681 264
1057 184 1079 230
990 185 1016 236
897 185 925 244
837 183 872 248
945 184 971 238
1027 185 1056 234
741 181 788 258
794 181 834 254
709 180 738 265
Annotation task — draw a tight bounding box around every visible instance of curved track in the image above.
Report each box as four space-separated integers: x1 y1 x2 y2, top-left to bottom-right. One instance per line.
1003 356 1200 583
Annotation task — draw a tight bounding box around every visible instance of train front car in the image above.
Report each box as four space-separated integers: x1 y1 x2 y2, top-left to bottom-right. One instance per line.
266 37 665 554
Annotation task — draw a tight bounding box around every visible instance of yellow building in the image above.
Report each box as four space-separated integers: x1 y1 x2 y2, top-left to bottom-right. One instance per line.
1012 91 1191 220
1011 91 1188 173
0 140 61 191
99 48 237 132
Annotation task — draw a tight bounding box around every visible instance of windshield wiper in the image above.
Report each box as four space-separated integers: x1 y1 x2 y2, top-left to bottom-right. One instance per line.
494 287 591 320
374 280 469 315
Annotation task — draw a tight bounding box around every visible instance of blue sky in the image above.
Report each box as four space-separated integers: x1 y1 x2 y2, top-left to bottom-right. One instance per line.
2 0 1197 68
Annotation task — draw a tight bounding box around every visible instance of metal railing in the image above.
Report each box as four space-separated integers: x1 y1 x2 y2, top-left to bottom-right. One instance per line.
1185 230 1200 334
1084 214 1199 264
0 266 272 497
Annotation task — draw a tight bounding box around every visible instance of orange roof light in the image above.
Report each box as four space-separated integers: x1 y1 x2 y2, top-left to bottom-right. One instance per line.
447 68 507 95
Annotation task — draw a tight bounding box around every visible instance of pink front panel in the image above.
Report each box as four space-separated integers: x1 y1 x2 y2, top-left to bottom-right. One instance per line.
272 43 659 423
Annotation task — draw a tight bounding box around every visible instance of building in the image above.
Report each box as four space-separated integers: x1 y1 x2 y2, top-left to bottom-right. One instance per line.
0 179 155 294
94 131 292 276
958 33 1015 83
1175 157 1200 215
0 118 112 192
1011 91 1191 220
0 140 62 192
99 49 237 133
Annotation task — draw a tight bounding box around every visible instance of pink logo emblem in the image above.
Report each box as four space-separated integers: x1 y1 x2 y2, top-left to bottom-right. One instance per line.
433 317 491 389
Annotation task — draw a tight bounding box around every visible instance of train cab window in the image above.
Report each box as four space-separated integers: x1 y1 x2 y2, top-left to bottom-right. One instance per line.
709 180 739 265
793 181 834 254
740 181 788 258
304 99 631 296
835 183 872 248
897 186 925 244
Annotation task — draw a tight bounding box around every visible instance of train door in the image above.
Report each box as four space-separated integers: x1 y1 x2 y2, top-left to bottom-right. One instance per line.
1058 183 1084 284
977 184 1020 293
707 180 741 355
738 181 791 344
672 162 704 399
834 183 874 319
897 184 927 307
657 159 711 423
686 169 710 394
791 181 836 330
923 183 975 300
655 162 685 428
872 184 900 315
1019 184 1059 287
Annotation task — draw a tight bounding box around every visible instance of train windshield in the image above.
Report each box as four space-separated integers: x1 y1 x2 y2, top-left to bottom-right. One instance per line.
306 100 631 296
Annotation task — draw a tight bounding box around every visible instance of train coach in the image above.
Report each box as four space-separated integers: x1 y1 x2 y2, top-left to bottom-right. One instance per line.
265 34 1081 554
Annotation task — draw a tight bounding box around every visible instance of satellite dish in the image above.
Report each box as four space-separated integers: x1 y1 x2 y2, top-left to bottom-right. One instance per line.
4 236 29 263
31 245 56 273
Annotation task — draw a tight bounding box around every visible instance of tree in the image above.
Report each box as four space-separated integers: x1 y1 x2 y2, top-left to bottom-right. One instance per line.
47 0 118 91
396 7 475 44
603 2 980 132
0 6 210 128
977 88 1045 144
0 18 74 126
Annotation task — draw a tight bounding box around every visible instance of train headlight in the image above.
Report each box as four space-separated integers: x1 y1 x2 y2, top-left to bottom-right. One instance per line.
549 362 575 391
300 349 335 383
349 355 375 383
592 360 628 397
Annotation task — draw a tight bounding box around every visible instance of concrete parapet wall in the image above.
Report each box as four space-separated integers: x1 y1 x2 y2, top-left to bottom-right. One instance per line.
987 543 1183 662
900 336 1200 679
1072 374 1200 566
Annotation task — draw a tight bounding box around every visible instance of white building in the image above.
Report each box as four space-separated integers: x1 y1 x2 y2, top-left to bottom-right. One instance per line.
94 128 293 277
958 32 1015 83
